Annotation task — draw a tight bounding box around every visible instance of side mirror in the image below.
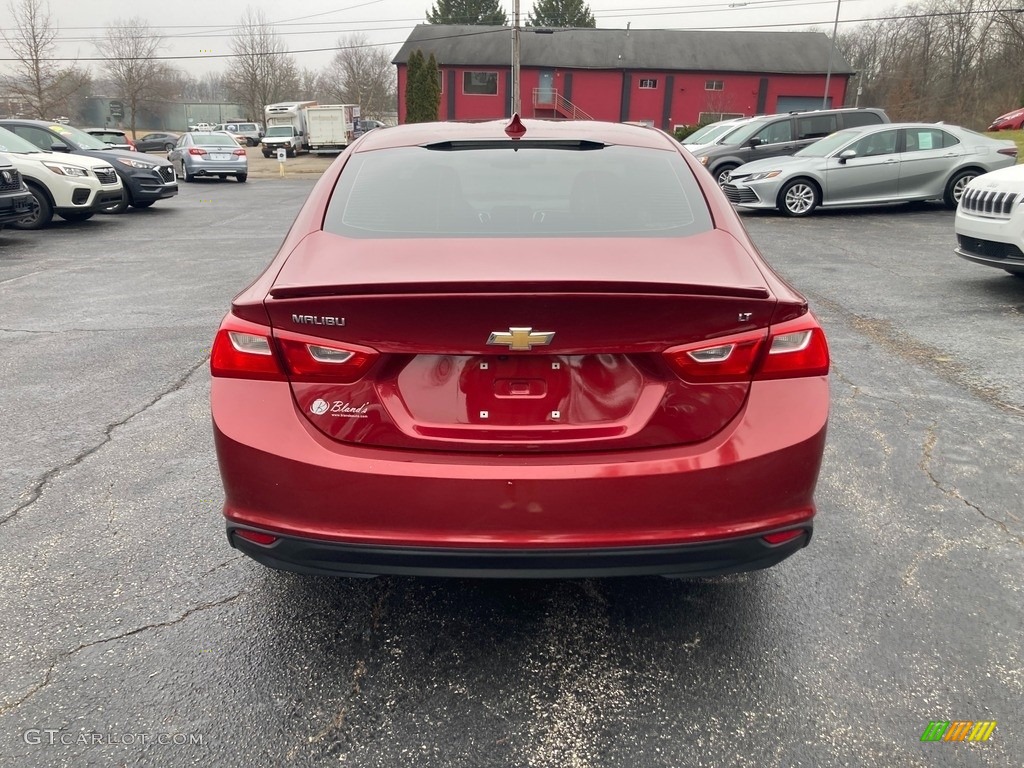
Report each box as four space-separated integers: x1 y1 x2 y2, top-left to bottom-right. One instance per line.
837 149 857 165
50 142 70 153
747 137 761 148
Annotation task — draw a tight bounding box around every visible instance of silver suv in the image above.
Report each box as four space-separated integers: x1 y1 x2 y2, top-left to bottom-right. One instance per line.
213 122 263 147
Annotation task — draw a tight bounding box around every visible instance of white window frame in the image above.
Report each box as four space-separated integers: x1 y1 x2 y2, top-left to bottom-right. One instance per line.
638 78 658 89
704 80 725 91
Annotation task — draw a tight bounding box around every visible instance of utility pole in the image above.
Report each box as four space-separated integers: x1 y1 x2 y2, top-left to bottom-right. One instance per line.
822 0 841 109
512 0 521 115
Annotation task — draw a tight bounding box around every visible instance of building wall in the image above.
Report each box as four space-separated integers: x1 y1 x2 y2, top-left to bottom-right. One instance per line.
396 65 850 127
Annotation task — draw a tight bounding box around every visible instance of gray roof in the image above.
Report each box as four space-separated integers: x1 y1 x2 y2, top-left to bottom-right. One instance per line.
393 24 854 75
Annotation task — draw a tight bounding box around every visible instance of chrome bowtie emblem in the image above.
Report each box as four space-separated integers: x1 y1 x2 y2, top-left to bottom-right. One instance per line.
487 326 555 351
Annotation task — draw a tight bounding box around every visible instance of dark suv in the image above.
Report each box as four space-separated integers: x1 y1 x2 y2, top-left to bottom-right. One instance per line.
0 119 177 213
0 156 35 230
691 108 890 186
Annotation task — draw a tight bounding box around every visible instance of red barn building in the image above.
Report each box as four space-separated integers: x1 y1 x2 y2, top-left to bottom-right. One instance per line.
394 25 854 128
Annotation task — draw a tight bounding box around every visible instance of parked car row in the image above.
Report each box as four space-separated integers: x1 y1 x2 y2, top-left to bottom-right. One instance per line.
0 119 178 219
0 125 129 229
721 123 1017 216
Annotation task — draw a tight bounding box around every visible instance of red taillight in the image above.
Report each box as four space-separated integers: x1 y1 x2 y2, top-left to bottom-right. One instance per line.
275 332 378 383
762 529 805 545
209 316 379 383
998 147 1018 158
663 313 829 383
235 529 278 546
210 316 285 381
233 148 246 156
188 147 207 156
664 329 767 383
755 314 830 380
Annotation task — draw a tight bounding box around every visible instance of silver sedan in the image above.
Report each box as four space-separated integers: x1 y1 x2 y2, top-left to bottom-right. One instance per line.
167 131 248 183
723 123 1018 217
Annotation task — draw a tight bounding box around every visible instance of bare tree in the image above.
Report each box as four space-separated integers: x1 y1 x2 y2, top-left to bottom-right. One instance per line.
100 18 174 137
222 8 299 123
297 67 324 102
322 34 396 119
1 0 91 119
181 71 228 102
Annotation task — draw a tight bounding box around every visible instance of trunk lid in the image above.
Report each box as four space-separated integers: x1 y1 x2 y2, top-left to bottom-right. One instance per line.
265 231 779 452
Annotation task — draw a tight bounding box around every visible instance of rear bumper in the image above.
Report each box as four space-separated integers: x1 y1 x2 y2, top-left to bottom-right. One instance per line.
228 526 812 579
213 376 828 577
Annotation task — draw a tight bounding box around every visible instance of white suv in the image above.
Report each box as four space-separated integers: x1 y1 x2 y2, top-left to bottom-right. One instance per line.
0 126 123 229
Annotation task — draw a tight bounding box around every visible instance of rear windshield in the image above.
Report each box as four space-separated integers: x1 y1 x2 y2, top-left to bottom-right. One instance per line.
192 133 238 146
323 144 713 238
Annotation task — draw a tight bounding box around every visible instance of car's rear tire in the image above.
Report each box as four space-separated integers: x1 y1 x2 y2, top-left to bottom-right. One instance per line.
130 200 155 209
11 184 52 230
163 142 174 152
236 173 247 183
778 178 820 217
59 211 94 222
714 164 738 187
181 161 193 182
944 169 978 209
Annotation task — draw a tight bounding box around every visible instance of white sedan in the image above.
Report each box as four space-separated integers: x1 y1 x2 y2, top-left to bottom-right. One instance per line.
954 164 1024 278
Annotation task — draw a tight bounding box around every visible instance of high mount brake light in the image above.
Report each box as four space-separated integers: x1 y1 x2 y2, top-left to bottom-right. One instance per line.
664 314 829 383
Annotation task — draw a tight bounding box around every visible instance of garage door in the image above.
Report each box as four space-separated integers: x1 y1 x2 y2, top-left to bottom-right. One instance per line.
776 96 831 112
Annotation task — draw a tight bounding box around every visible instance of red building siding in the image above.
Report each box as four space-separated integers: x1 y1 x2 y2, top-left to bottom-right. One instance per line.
396 66 849 127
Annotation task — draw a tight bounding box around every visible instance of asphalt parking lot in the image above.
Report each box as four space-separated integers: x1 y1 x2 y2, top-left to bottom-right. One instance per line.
0 180 1021 767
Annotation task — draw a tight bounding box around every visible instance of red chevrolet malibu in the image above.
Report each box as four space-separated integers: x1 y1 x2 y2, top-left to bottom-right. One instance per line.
211 117 829 578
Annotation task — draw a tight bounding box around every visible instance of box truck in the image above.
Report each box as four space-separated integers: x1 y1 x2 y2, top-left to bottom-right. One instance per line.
262 101 317 157
305 104 360 154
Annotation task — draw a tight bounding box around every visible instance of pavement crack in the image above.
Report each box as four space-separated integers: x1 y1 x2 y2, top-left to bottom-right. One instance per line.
0 356 209 527
809 293 1024 416
919 425 1023 546
287 583 391 761
0 591 245 716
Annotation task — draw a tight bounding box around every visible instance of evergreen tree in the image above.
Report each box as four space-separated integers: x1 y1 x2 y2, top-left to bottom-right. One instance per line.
426 0 508 26
405 49 441 123
423 53 442 122
405 49 426 123
527 0 595 27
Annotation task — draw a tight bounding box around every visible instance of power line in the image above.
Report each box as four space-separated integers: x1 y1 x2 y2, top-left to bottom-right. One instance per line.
0 7 1016 64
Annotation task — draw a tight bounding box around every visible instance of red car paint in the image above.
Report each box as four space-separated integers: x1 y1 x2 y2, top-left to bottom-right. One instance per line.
988 108 1024 131
210 118 830 578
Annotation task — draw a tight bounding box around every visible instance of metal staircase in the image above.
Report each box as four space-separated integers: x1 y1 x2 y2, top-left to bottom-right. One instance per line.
531 89 593 120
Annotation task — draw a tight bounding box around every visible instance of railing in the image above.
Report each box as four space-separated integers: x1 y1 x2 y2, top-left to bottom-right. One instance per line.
531 89 593 120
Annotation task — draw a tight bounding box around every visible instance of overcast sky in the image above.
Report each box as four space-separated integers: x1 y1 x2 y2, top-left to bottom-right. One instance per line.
3 0 906 76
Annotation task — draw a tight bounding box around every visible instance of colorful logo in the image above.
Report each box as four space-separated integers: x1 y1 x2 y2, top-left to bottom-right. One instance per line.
920 721 996 742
